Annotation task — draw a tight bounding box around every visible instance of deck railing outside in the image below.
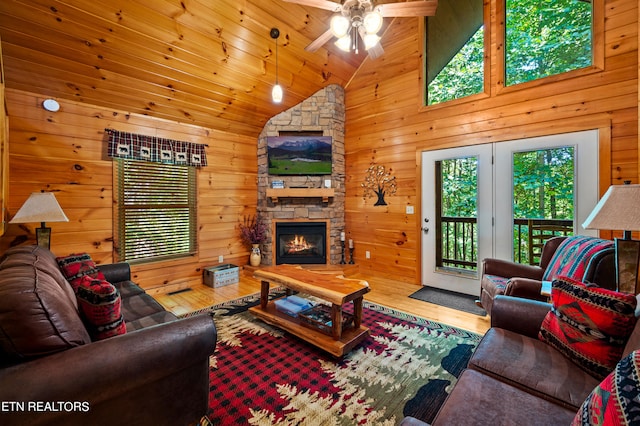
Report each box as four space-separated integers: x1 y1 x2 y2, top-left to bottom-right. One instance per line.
438 217 478 270
437 217 573 270
513 218 573 265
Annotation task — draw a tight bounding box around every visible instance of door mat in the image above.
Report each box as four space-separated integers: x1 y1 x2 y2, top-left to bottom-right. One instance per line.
409 286 487 316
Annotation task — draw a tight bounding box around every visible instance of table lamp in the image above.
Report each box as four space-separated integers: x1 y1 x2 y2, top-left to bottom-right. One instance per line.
582 183 640 293
9 192 69 249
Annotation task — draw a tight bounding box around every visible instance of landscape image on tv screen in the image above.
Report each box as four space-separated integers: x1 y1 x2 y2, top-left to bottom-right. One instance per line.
267 136 332 175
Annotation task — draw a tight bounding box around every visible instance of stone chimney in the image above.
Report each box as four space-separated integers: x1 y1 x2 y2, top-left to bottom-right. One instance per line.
257 84 346 265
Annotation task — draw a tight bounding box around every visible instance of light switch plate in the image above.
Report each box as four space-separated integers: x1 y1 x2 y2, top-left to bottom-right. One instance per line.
218 255 224 263
406 205 414 214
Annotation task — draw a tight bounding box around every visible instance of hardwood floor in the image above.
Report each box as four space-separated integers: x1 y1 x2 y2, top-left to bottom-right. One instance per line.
154 268 491 335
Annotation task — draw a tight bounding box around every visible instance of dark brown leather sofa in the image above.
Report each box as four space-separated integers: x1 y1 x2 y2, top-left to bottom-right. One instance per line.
400 295 640 425
0 245 217 426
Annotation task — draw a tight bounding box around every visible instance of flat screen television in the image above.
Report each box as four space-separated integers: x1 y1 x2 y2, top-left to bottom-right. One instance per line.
267 136 332 175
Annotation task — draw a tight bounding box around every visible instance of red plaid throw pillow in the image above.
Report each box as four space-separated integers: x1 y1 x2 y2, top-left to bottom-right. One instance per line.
539 276 638 379
76 275 126 341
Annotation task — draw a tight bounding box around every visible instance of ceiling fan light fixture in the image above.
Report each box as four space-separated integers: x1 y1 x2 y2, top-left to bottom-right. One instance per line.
300 0 439 58
330 14 351 38
363 10 383 34
335 35 352 52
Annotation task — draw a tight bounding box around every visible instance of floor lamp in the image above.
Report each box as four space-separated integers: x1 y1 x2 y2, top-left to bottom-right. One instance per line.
9 192 69 249
582 183 640 294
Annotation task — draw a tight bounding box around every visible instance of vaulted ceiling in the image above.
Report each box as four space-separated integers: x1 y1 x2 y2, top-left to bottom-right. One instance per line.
0 0 412 137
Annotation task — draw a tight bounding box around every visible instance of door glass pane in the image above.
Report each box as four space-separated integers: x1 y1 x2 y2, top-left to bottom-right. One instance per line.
512 147 575 265
436 156 478 272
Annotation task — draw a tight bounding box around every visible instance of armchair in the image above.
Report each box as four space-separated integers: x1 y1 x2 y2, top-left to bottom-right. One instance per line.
479 235 615 314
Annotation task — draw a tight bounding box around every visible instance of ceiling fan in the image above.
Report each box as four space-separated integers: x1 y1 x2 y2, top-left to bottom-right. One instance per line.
283 0 438 59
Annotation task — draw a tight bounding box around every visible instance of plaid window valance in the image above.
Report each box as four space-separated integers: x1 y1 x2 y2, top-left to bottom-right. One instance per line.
105 128 207 167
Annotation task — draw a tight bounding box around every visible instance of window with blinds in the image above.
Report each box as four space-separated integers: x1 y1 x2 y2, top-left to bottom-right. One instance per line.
115 159 197 263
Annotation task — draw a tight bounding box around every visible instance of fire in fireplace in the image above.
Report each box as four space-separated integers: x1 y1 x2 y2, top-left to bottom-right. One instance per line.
275 222 327 264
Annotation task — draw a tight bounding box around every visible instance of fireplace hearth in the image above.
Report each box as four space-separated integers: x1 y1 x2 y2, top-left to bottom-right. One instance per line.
275 222 327 265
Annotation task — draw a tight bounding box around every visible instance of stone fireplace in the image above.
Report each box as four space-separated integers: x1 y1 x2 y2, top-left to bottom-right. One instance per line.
257 84 345 265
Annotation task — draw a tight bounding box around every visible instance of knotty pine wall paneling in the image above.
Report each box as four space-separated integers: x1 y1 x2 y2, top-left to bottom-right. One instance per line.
343 0 638 285
1 89 259 293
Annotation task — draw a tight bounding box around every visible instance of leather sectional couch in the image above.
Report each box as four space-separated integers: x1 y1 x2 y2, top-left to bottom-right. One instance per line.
0 245 217 426
401 294 640 425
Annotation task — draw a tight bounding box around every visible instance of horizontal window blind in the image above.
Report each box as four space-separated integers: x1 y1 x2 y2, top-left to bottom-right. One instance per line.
116 159 197 263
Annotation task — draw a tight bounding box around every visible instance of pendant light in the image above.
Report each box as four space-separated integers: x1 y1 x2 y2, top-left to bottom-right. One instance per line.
270 28 283 103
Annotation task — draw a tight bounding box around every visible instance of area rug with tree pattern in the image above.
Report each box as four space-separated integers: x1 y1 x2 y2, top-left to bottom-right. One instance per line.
187 290 482 425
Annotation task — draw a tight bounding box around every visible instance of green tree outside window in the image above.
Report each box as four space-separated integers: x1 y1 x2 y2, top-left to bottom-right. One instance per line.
505 0 592 86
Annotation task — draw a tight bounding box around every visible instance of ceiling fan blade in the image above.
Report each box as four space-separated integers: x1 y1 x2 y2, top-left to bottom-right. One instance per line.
379 0 438 17
305 29 335 52
281 0 342 12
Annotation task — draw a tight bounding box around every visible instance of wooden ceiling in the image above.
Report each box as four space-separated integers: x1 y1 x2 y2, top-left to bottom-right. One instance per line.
0 0 409 137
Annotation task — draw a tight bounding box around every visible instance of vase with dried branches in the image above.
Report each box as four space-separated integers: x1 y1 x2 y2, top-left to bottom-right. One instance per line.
240 215 268 266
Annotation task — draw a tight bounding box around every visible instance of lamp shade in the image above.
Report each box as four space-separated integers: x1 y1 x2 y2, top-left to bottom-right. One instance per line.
582 184 640 231
10 192 69 224
330 14 350 38
358 26 380 50
363 10 383 34
335 35 352 52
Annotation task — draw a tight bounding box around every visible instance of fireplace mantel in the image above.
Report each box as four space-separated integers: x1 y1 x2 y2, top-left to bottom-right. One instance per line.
266 188 335 204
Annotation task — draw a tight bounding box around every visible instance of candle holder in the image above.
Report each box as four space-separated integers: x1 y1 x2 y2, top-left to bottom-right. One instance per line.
340 240 346 264
349 247 355 264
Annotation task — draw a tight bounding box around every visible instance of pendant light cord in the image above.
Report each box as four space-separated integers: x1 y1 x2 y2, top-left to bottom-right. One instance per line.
270 27 282 103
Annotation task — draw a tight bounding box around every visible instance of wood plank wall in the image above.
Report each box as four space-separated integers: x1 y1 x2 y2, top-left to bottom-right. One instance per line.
343 0 639 284
0 89 258 293
0 0 636 292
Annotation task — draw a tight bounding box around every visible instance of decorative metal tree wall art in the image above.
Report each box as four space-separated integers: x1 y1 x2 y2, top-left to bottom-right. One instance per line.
361 164 397 206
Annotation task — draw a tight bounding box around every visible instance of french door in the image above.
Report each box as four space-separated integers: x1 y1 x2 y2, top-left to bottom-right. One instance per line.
421 144 493 295
421 130 599 296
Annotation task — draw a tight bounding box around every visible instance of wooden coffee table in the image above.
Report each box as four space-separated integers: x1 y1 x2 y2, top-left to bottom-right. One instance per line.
249 264 370 357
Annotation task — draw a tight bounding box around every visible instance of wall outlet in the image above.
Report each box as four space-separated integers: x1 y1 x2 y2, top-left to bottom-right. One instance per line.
218 255 224 263
365 250 371 259
406 205 414 214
